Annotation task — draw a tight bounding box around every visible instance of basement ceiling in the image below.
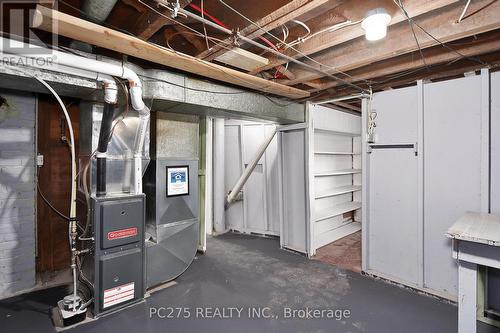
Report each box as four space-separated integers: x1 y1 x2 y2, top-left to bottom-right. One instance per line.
48 0 500 110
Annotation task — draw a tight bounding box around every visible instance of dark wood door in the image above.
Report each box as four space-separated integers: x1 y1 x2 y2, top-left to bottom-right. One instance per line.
36 96 79 272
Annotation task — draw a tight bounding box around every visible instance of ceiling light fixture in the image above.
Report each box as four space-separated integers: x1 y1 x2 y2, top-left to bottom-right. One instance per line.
361 8 391 41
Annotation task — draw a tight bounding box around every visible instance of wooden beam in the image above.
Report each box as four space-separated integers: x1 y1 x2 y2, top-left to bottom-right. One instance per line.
305 31 500 93
197 0 332 60
32 6 309 99
250 0 459 74
282 0 500 86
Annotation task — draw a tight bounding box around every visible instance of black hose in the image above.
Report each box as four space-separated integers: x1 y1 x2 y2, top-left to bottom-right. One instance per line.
96 103 115 197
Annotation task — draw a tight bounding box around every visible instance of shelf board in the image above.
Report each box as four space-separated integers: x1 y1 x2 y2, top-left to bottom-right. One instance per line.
315 169 362 177
315 185 362 199
315 151 360 155
315 201 361 222
314 221 361 250
314 128 361 137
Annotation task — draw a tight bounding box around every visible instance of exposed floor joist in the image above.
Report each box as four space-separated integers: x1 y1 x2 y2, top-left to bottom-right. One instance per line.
31 5 310 99
281 0 500 86
197 0 333 61
250 0 459 75
304 31 500 93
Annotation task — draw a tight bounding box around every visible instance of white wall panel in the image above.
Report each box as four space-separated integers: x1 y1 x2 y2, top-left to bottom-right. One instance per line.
423 76 483 297
281 130 308 253
371 86 419 144
224 122 280 235
492 72 500 215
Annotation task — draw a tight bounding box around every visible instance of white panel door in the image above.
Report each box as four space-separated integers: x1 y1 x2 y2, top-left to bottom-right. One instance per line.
423 76 483 297
367 86 421 284
368 148 421 284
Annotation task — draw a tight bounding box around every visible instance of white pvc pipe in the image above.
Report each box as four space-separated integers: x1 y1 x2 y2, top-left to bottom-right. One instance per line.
0 36 149 194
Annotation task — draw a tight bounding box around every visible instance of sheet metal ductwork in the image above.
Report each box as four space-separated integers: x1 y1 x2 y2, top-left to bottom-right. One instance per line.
144 159 199 288
82 0 119 23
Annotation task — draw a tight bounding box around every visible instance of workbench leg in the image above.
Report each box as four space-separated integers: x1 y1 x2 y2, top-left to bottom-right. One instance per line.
458 261 477 333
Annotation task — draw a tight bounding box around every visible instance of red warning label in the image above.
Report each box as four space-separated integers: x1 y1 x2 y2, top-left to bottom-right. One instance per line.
103 282 135 308
107 227 138 241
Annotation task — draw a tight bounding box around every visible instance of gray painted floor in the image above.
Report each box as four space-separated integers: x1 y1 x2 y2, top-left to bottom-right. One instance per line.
1 233 499 333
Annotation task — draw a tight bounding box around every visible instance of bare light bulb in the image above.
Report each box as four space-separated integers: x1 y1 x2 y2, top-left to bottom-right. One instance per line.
361 8 391 41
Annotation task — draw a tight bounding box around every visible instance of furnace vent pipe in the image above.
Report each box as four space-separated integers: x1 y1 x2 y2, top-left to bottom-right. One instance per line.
96 103 116 196
0 36 150 194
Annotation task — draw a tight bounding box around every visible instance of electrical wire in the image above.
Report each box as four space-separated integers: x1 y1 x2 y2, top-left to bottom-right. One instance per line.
392 0 490 67
137 1 294 95
458 0 472 23
36 179 71 221
49 1 325 102
200 0 211 51
215 0 371 92
393 0 430 72
56 0 337 100
291 20 311 39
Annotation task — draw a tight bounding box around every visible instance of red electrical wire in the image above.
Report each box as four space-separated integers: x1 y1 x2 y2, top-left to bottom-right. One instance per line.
188 3 279 52
189 3 229 29
188 3 286 77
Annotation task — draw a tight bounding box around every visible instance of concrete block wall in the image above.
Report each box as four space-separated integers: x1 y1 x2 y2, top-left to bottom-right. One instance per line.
0 89 36 298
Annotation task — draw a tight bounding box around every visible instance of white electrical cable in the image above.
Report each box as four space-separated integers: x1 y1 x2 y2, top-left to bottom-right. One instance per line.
291 19 310 38
458 0 472 23
30 72 79 310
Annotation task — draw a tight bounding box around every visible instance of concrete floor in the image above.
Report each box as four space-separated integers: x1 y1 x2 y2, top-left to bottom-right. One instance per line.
314 231 362 273
1 233 499 333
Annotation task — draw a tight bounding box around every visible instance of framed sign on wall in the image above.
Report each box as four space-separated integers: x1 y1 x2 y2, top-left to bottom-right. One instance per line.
166 165 189 197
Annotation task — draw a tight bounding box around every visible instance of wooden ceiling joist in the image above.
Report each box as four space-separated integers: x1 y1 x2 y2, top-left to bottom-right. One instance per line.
282 0 500 86
197 0 333 61
31 5 309 100
250 0 459 75
306 31 500 93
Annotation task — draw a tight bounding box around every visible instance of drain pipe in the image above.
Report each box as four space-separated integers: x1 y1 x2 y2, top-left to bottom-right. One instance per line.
96 103 116 196
0 37 150 194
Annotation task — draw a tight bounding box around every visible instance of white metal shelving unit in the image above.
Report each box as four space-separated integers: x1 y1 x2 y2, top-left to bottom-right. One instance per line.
308 104 362 254
278 103 362 257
